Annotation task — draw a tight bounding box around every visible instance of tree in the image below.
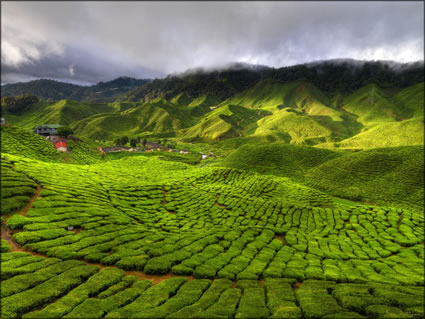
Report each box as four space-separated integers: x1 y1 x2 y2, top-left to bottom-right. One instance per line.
143 138 147 147
114 138 122 146
130 138 138 148
1 94 39 115
57 126 73 138
120 136 129 145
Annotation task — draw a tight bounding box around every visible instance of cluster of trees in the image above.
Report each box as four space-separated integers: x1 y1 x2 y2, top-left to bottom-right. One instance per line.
121 68 266 103
114 136 130 146
57 126 74 138
1 94 39 115
113 136 176 149
1 78 150 103
270 60 425 93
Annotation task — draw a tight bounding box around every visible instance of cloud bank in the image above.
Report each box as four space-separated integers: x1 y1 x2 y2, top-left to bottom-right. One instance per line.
1 1 423 84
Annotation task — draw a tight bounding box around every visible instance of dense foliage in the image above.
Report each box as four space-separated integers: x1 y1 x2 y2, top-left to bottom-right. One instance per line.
121 60 424 102
56 126 74 138
1 94 39 115
1 77 150 103
0 152 423 318
0 59 423 319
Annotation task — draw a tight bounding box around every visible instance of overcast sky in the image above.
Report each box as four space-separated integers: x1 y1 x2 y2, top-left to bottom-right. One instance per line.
1 1 424 85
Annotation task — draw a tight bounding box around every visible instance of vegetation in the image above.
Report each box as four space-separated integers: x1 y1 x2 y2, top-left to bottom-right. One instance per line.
1 94 39 115
0 149 423 318
1 77 150 103
0 59 423 319
56 126 74 138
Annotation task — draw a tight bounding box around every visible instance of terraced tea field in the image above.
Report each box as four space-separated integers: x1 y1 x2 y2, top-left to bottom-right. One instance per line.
1 150 424 319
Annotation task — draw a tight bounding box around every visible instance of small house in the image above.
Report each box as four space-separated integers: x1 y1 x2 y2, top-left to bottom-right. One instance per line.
54 139 68 152
33 124 63 137
1 117 6 125
145 142 163 151
102 146 131 153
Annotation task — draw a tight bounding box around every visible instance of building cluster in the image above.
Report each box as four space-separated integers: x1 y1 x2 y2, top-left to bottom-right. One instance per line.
33 124 68 152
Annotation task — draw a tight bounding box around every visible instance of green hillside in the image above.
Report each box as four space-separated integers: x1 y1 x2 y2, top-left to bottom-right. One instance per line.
253 109 334 145
341 84 406 124
224 80 339 117
305 146 424 210
170 92 193 106
72 99 191 140
218 143 342 179
336 117 424 149
218 143 424 210
181 104 271 140
1 77 150 102
0 125 102 165
5 99 114 129
2 77 423 151
392 82 424 118
0 126 60 162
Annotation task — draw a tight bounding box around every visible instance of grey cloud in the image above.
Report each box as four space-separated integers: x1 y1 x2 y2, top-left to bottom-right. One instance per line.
1 1 423 84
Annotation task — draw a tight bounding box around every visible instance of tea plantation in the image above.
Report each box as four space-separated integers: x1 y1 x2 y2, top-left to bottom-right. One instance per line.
1 147 424 319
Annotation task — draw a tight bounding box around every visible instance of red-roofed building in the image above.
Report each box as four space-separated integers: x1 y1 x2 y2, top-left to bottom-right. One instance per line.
54 139 68 152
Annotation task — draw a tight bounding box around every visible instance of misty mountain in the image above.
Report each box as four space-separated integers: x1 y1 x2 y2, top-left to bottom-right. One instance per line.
121 60 424 103
119 64 271 103
1 77 150 102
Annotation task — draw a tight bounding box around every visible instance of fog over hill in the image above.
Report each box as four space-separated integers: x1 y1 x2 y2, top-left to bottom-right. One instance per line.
1 59 423 104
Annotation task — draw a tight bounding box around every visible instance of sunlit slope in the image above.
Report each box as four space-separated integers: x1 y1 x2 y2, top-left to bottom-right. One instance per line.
218 143 424 210
218 143 342 180
188 94 220 107
188 94 221 117
5 100 114 129
253 109 335 145
0 126 60 162
0 125 102 165
305 146 424 210
72 99 192 140
170 92 193 106
336 117 424 149
224 80 341 118
392 82 424 118
341 84 407 124
181 104 271 140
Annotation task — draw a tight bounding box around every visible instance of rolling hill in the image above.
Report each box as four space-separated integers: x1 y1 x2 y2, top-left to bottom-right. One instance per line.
1 60 424 319
1 59 423 149
71 99 192 140
4 99 115 129
217 143 424 210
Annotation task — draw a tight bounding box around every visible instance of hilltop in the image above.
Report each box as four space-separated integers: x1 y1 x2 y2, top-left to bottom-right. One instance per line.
1 59 423 148
1 77 150 103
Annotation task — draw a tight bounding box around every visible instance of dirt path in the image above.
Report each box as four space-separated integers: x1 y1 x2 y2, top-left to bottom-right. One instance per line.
1 183 45 256
19 185 42 216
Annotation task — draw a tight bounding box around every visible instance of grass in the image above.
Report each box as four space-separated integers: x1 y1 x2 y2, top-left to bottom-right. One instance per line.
305 146 424 210
1 247 423 318
0 152 422 287
181 104 271 141
1 126 61 162
4 99 114 129
217 143 342 180
0 78 423 318
335 117 424 149
71 99 192 140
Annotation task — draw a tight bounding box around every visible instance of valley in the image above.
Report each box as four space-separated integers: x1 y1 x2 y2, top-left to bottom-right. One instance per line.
1 60 424 319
